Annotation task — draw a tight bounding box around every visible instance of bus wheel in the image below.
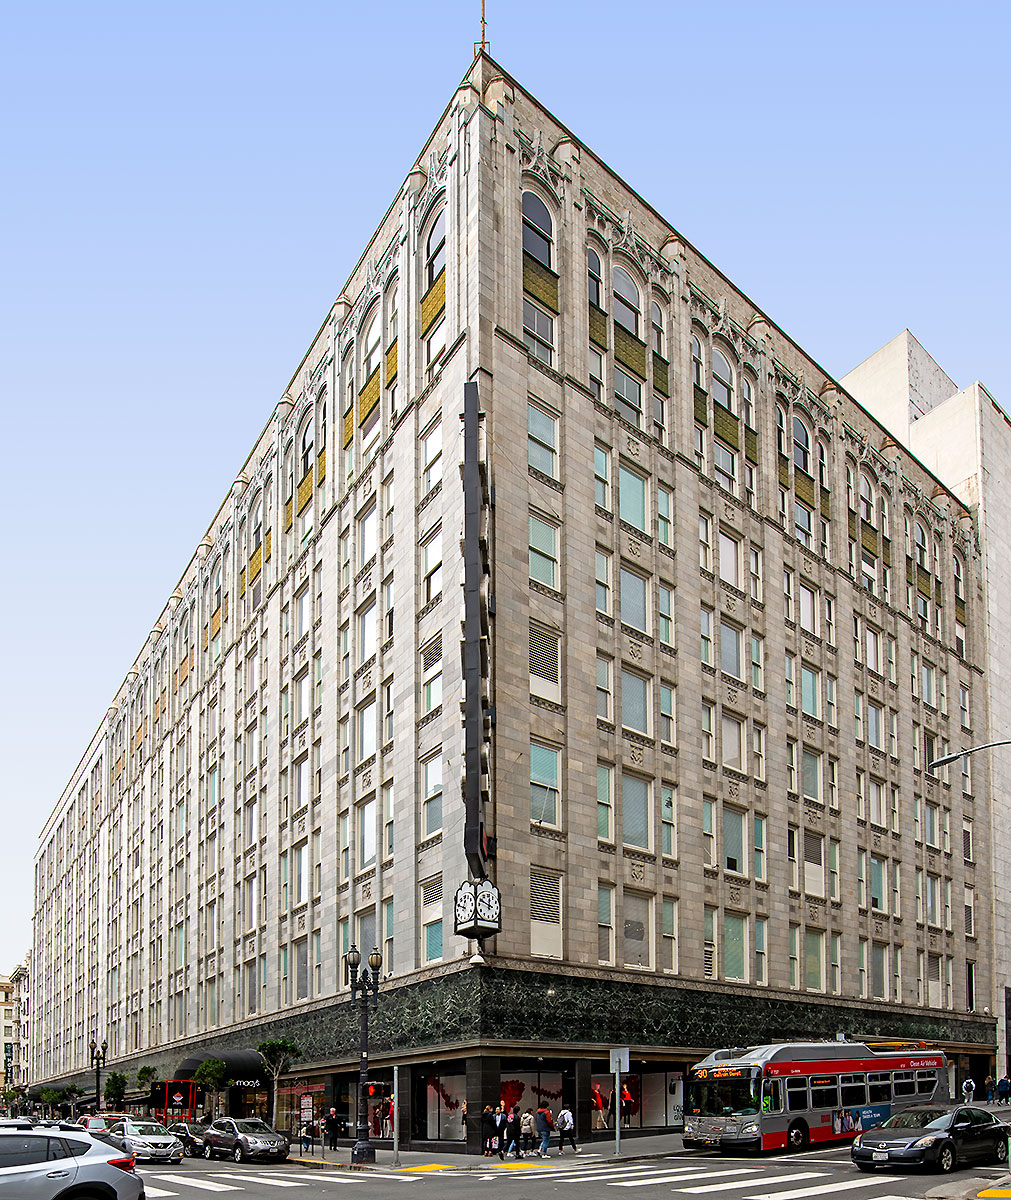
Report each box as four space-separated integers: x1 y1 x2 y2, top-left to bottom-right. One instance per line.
787 1121 809 1150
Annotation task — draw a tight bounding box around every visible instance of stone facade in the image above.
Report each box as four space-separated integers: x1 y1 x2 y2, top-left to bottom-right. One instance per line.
32 55 994 1135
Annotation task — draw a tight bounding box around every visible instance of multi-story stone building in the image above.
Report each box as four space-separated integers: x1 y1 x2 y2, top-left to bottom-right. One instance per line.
843 330 1009 1069
9 956 31 1093
32 54 995 1145
0 974 15 1093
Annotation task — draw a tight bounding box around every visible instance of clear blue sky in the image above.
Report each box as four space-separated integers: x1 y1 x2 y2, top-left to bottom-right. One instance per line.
1 0 1007 969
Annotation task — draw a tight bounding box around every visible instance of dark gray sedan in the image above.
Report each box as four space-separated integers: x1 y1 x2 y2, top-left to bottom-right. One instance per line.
851 1104 1009 1173
202 1117 289 1163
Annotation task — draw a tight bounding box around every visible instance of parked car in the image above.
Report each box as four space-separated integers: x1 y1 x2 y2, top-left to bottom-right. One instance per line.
0 1125 144 1198
104 1120 184 1164
166 1121 210 1157
852 1104 1010 1173
76 1113 132 1136
202 1117 289 1162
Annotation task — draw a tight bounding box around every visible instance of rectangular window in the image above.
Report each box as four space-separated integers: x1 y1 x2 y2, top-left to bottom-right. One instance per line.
528 403 558 477
622 891 652 968
724 913 747 982
594 444 610 509
658 584 673 646
529 515 558 588
700 606 713 665
702 701 714 760
799 582 817 633
785 652 795 706
618 464 647 531
422 531 443 602
657 486 672 546
530 869 562 959
614 366 642 427
530 624 561 703
597 764 613 841
530 742 559 825
358 797 376 869
718 531 740 587
801 664 820 717
598 884 615 964
805 930 825 992
659 684 675 745
750 635 764 689
589 347 603 400
596 654 612 720
723 806 745 874
722 713 744 770
752 724 765 780
704 905 717 979
789 924 799 988
755 917 768 985
357 699 376 761
421 422 442 494
660 784 676 856
523 297 554 364
622 774 650 849
794 499 813 548
694 424 706 472
620 567 648 632
595 549 611 613
804 829 825 896
749 547 763 601
788 825 799 889
720 619 743 679
784 569 794 620
423 755 443 837
699 513 712 570
421 635 442 713
702 798 715 866
713 440 737 495
661 898 678 972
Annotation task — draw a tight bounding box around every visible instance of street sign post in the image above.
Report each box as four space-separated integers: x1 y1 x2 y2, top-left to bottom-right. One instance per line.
609 1049 629 1157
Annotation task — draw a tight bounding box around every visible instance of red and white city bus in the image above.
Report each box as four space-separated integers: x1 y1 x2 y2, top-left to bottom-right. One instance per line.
683 1041 948 1153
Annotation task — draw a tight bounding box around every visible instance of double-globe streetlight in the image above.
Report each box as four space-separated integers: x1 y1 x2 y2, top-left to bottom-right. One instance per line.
89 1037 108 1112
343 945 383 1164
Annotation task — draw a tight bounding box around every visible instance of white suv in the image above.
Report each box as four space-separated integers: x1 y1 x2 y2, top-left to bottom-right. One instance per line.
0 1126 144 1198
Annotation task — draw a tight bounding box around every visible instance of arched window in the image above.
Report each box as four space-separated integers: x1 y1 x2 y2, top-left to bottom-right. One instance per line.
742 376 755 429
712 347 735 412
388 286 399 343
251 497 263 551
283 445 293 501
914 521 929 568
612 265 640 335
651 302 664 356
179 614 190 659
818 442 829 488
362 312 381 381
425 210 446 288
859 474 875 524
692 335 704 388
793 416 810 474
953 553 964 600
319 398 326 453
879 489 889 536
300 421 315 480
587 247 602 307
212 561 222 612
521 191 552 268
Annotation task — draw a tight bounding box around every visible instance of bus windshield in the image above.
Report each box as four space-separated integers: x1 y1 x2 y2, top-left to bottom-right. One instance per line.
687 1074 762 1116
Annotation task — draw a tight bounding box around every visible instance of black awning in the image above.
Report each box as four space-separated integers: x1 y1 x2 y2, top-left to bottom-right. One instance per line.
173 1048 267 1088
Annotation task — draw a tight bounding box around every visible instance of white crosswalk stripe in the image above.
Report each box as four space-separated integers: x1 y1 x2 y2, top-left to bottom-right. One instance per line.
150 1176 241 1192
673 1172 825 1194
609 1168 761 1188
142 1189 179 1198
555 1165 701 1182
210 1173 305 1186
742 1178 890 1200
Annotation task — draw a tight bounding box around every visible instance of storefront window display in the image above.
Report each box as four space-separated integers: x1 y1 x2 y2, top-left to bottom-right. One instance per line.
589 1071 683 1129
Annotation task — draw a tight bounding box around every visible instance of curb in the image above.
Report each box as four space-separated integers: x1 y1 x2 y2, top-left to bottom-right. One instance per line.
924 1172 1011 1200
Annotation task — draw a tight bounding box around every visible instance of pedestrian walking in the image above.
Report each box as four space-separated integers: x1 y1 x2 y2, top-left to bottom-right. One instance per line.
493 1104 508 1160
481 1105 495 1156
555 1103 579 1155
520 1107 536 1154
324 1107 340 1151
535 1103 554 1157
505 1106 523 1157
962 1076 976 1102
999 1076 1010 1105
986 1075 996 1104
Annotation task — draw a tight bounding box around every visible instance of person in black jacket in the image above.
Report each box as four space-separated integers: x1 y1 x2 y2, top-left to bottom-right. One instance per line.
505 1106 523 1158
324 1107 340 1151
480 1105 495 1156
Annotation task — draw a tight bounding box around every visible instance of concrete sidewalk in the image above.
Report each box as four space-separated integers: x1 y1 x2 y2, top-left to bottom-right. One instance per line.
288 1130 686 1172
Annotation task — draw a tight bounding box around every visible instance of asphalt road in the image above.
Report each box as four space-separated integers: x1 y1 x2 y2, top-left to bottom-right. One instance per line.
135 1145 1011 1200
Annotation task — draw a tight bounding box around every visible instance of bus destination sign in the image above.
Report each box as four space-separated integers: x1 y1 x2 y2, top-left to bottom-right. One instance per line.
692 1066 752 1079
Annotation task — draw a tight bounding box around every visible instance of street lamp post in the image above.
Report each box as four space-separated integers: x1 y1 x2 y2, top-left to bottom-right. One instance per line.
89 1037 108 1112
343 944 383 1164
929 739 1011 771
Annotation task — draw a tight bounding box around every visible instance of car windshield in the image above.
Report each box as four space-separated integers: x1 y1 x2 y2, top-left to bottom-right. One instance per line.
880 1108 951 1130
129 1123 169 1136
686 1076 761 1116
234 1120 273 1134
